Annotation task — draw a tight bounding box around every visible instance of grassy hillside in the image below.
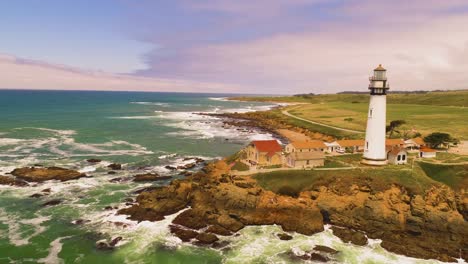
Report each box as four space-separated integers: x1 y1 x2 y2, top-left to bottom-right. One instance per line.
232 90 468 107
418 162 468 190
231 90 468 139
253 166 436 196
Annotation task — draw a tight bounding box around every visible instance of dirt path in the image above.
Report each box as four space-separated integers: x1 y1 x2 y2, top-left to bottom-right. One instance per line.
281 108 365 134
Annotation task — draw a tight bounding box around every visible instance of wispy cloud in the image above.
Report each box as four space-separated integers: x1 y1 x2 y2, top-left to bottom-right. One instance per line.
2 0 468 93
0 54 247 93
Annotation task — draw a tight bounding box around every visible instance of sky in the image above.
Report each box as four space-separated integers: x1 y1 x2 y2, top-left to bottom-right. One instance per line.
1 0 468 94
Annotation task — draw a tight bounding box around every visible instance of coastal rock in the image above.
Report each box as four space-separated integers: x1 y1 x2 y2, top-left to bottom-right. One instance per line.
96 237 122 250
164 165 177 171
0 175 29 186
42 199 62 207
107 163 122 170
170 225 198 242
195 233 219 244
86 159 102 163
313 245 338 254
11 167 86 182
133 173 172 182
206 225 232 236
118 160 467 262
277 233 293 240
330 226 367 246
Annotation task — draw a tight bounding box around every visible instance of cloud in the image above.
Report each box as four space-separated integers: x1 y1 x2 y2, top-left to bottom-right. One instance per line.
0 54 247 93
135 0 468 94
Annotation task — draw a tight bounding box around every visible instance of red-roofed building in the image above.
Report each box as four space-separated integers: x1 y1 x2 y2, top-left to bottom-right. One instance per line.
246 140 283 166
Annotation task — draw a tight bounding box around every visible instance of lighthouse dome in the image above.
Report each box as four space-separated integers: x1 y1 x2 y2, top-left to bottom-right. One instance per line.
374 64 386 71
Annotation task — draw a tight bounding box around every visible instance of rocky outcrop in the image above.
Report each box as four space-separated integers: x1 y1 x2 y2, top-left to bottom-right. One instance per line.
107 163 122 170
86 159 102 163
133 173 172 182
119 161 467 262
0 175 29 186
119 161 324 243
309 183 468 262
11 167 86 182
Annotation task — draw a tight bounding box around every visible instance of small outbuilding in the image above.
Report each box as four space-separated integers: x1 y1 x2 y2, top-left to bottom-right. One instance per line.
285 140 326 153
387 147 408 165
287 151 325 169
336 140 365 153
420 147 437 158
404 137 426 150
324 141 341 153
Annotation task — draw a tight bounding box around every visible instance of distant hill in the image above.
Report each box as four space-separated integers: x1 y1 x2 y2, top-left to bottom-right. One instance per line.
232 90 468 107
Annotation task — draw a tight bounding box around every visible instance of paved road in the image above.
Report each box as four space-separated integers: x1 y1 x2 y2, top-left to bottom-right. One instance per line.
281 109 365 134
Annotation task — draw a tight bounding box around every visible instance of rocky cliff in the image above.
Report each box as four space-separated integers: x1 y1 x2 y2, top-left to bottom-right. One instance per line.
119 161 467 262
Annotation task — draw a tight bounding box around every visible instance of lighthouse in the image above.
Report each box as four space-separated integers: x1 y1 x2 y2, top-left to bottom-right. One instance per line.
361 64 390 166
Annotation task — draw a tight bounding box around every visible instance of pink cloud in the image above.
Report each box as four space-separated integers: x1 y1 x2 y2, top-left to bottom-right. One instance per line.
0 54 249 93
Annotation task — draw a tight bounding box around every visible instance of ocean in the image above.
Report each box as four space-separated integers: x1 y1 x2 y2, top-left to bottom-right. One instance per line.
0 90 449 263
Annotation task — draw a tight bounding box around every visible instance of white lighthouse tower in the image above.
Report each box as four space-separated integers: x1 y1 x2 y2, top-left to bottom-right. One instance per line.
361 64 390 166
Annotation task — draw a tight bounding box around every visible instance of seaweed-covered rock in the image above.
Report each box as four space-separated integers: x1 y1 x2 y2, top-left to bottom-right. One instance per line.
11 167 86 182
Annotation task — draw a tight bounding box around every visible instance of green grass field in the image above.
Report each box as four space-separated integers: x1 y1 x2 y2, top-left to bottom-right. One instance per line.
253 165 436 196
232 90 468 139
418 162 468 190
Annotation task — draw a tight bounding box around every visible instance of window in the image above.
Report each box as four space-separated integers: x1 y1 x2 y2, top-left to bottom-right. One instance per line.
366 141 369 150
402 154 406 161
306 160 310 165
370 109 373 117
397 155 401 161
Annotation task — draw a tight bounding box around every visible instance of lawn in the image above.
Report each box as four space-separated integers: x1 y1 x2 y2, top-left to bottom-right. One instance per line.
232 90 468 139
287 102 468 139
418 162 468 190
253 165 436 196
428 152 468 163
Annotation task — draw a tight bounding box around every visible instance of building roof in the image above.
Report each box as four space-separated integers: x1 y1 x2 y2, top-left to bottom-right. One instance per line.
413 137 425 145
387 146 407 156
420 147 437 153
374 64 386 71
386 138 404 146
291 140 326 149
336 139 365 147
251 140 282 153
324 141 340 147
290 151 325 161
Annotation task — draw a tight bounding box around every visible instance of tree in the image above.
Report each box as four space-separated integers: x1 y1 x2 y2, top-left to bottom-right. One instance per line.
386 120 406 138
424 132 457 149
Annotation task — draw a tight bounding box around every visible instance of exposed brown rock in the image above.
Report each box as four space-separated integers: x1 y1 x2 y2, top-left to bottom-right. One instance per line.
277 233 293 240
107 163 122 170
42 199 62 207
195 232 219 244
313 245 338 254
86 159 101 163
206 225 232 236
133 173 172 182
11 167 86 182
170 225 198 242
0 175 29 186
330 226 367 246
118 160 468 262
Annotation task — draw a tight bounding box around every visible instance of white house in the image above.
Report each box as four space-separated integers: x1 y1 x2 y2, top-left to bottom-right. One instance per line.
325 141 341 153
387 147 408 165
420 147 437 158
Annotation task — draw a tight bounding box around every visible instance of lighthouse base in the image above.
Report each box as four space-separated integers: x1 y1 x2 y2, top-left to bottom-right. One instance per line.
361 157 388 166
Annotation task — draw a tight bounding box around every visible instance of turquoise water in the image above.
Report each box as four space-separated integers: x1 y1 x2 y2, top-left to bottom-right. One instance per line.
0 90 450 263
